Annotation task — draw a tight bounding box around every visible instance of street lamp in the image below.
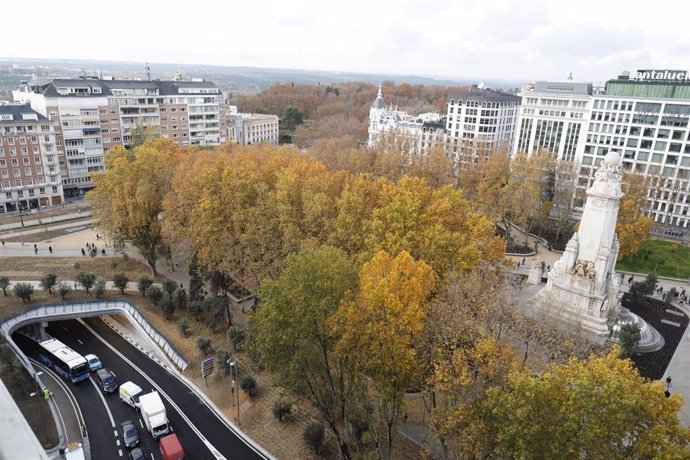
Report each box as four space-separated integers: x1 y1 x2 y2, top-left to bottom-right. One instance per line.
16 201 24 227
227 359 240 426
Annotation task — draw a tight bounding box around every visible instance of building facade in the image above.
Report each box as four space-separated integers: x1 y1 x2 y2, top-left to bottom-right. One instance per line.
445 85 521 164
13 77 224 197
513 81 592 162
226 106 279 145
0 103 62 214
580 71 690 230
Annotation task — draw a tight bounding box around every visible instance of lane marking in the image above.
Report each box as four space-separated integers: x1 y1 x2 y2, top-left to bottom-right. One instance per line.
28 361 68 441
77 339 83 345
114 430 118 437
79 319 227 459
88 376 115 428
112 371 116 377
139 419 144 429
118 449 123 457
116 439 120 446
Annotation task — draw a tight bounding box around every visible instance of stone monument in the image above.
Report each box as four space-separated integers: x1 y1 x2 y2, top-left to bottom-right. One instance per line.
532 150 662 348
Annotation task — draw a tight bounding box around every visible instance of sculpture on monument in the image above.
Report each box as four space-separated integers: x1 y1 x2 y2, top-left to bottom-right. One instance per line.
531 150 662 350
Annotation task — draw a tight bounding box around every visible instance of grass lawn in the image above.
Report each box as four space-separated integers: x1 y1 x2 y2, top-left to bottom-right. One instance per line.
616 240 690 279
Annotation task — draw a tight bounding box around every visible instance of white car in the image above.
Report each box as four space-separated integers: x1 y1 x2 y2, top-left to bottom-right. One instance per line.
84 354 102 372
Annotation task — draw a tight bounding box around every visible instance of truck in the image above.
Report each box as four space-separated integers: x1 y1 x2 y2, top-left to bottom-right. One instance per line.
159 434 186 460
119 381 144 410
139 391 171 440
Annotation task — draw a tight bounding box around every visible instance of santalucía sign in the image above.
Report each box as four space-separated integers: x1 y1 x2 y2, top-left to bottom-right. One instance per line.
631 70 690 82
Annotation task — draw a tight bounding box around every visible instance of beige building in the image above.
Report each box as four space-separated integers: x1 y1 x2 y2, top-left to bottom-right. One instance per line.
226 106 279 145
0 103 62 214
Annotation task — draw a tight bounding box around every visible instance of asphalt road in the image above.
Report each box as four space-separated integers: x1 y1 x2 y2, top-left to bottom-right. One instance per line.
14 317 267 460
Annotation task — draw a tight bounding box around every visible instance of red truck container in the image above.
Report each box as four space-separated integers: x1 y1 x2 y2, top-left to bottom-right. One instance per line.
159 434 185 460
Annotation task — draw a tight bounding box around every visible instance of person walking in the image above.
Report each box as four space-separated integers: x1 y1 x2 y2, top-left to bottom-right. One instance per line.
628 275 634 285
48 246 53 254
81 248 86 256
666 376 672 389
33 246 38 255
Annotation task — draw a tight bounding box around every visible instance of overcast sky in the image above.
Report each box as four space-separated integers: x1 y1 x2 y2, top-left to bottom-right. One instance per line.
4 0 688 83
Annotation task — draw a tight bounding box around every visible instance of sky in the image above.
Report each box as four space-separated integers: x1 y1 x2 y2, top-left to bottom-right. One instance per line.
4 0 689 83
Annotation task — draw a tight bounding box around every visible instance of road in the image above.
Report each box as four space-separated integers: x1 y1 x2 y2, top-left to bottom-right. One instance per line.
14 317 267 460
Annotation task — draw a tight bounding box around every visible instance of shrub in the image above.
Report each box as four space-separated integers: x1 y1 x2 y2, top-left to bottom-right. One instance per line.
240 375 257 397
40 273 58 294
177 318 191 337
272 401 292 422
13 283 34 303
196 336 213 355
57 282 71 301
163 279 178 302
161 299 175 321
187 301 204 322
94 278 106 299
619 323 641 359
216 348 233 376
175 288 187 309
227 326 246 352
0 276 9 296
148 285 163 306
76 272 96 293
137 276 153 297
73 262 81 270
205 309 225 333
113 273 130 294
629 274 658 300
303 422 325 454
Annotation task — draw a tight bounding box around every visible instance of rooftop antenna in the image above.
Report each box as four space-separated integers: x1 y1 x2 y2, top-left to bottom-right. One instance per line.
568 72 573 81
145 62 151 81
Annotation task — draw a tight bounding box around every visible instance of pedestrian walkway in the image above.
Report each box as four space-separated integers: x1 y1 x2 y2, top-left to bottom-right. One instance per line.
0 211 92 233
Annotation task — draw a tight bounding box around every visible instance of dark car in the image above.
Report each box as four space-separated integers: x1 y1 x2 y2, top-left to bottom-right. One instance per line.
128 447 145 460
120 420 140 448
95 368 118 393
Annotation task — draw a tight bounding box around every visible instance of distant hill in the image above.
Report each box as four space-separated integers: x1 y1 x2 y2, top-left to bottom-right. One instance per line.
0 57 521 96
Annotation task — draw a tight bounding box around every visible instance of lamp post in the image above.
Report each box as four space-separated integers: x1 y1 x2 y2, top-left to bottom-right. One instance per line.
30 371 48 447
228 359 240 425
16 201 24 227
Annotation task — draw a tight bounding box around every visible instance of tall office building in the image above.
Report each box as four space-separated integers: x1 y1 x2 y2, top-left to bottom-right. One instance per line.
445 85 520 164
13 77 224 197
0 103 62 214
513 81 592 162
580 70 690 230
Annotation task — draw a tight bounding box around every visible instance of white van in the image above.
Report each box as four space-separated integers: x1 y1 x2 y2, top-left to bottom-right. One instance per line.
119 381 144 410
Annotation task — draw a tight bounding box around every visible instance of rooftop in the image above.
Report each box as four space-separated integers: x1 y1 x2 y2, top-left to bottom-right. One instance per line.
532 81 593 96
0 103 47 123
451 85 521 104
20 77 219 97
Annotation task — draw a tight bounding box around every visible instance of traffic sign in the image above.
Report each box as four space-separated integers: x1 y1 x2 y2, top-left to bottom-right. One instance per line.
202 357 214 379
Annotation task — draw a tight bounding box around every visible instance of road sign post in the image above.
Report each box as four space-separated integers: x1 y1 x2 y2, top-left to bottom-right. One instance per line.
202 357 214 387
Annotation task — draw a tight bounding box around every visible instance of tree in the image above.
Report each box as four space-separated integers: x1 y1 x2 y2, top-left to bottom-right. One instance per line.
177 318 191 337
196 336 213 355
13 283 34 303
617 173 654 259
273 401 292 422
162 279 178 302
76 272 96 294
57 282 71 301
253 246 359 460
94 278 106 299
240 375 257 397
227 326 246 352
148 285 163 306
187 301 204 322
629 274 658 300
0 276 9 296
280 105 305 133
303 422 325 455
40 273 58 294
485 350 690 459
619 323 641 359
216 348 233 376
334 251 435 460
137 276 153 297
128 119 159 150
113 273 130 294
87 139 180 276
188 252 204 302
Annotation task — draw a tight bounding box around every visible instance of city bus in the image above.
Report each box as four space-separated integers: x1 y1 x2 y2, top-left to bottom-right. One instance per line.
38 338 90 383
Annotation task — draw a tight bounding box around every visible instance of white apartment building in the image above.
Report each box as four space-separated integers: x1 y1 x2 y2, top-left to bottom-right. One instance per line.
0 103 62 213
226 106 279 145
367 86 446 155
445 85 521 162
13 77 224 197
513 81 592 162
580 70 690 230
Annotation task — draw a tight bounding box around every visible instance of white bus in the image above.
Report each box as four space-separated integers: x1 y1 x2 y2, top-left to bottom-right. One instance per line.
38 338 90 383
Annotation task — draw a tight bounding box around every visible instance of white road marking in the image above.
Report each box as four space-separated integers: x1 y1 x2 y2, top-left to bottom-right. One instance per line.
62 326 68 331
116 439 120 446
88 376 115 428
151 455 155 460
118 449 123 457
114 430 118 437
77 339 83 345
139 419 144 429
111 371 116 377
79 319 228 460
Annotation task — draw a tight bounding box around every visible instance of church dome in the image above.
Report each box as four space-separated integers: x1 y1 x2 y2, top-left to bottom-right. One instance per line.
371 85 385 109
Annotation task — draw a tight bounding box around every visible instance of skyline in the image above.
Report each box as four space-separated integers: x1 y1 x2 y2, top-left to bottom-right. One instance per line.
3 0 688 83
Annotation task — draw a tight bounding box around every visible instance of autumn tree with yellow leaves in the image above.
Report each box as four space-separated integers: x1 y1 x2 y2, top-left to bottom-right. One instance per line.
617 172 654 259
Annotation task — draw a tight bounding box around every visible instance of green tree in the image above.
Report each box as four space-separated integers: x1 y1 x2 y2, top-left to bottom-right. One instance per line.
128 120 159 150
177 318 191 337
0 276 9 296
216 348 233 376
303 422 325 455
619 323 641 359
162 279 178 302
137 276 153 297
113 273 130 294
227 326 246 352
76 272 96 294
57 282 71 301
252 246 358 460
188 252 204 301
94 278 106 299
280 105 305 133
629 274 658 299
240 375 257 397
272 401 292 422
196 336 213 355
40 273 58 294
148 285 163 306
13 283 34 303
187 301 204 322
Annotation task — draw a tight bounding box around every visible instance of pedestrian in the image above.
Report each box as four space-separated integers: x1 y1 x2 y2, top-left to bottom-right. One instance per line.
101 249 106 256
74 282 77 290
628 276 634 285
34 246 37 255
33 243 37 250
548 243 552 251
81 248 86 256
1 240 4 247
666 376 672 388
96 233 100 240
522 258 526 265
665 390 671 398
86 242 90 250
48 246 53 254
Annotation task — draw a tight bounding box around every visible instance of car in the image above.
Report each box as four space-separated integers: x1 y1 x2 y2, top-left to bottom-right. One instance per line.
84 354 102 372
95 368 118 393
128 448 145 460
120 420 140 449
